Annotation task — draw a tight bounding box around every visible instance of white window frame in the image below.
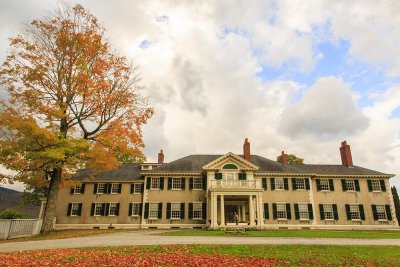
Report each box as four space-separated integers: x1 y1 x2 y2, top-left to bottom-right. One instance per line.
276 203 287 219
94 203 103 216
275 178 284 190
131 203 141 217
149 203 159 219
376 205 387 220
192 178 203 190
97 183 106 194
133 184 142 194
349 204 361 220
320 179 330 191
73 185 83 194
222 171 238 181
345 180 356 191
108 203 118 216
192 202 203 220
172 178 182 190
70 203 81 216
171 203 181 219
323 204 334 220
110 184 120 194
298 203 309 220
296 178 306 190
371 179 381 192
151 178 160 190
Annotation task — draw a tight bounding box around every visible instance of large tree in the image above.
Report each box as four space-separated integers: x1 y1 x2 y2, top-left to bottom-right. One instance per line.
277 154 304 165
392 186 400 226
0 4 153 232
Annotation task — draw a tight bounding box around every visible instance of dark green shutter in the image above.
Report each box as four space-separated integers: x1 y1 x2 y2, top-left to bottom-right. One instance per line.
67 203 72 216
202 175 207 190
341 179 346 191
158 203 163 219
215 172 222 180
189 178 193 190
103 203 109 216
319 204 325 220
70 187 75 194
94 184 98 194
345 204 351 220
380 180 386 191
181 178 186 190
140 184 144 193
166 203 171 219
118 184 122 193
160 178 164 190
316 179 321 191
81 184 85 194
284 178 289 190
78 203 82 216
188 203 193 219
333 204 339 220
329 179 334 191
90 203 95 216
305 179 310 190
129 203 133 216
355 180 360 192
367 180 373 191
242 173 247 180
146 178 151 190
308 204 313 220
372 205 378 220
130 184 134 194
238 173 243 180
272 203 277 219
385 205 392 220
292 178 297 190
180 203 185 219
144 203 149 219
168 178 172 190
359 205 365 220
202 203 206 219
139 203 143 215
294 204 299 220
263 203 269 219
116 203 120 216
262 178 267 190
271 178 275 190
286 203 291 219
106 184 112 194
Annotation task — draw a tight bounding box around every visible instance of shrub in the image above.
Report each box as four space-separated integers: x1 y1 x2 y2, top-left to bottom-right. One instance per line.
0 208 23 219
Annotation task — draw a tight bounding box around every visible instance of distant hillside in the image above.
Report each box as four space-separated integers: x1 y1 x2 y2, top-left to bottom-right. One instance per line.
0 187 40 218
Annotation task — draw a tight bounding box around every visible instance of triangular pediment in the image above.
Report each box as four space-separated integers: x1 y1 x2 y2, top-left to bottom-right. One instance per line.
202 152 259 171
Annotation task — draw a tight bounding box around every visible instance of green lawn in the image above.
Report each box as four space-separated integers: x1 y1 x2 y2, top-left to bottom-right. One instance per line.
161 228 400 239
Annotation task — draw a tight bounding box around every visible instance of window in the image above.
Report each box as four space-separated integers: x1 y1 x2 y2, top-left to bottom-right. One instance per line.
376 205 387 220
151 178 160 189
171 203 181 219
193 178 203 189
109 203 119 216
193 203 203 219
295 178 305 190
298 204 309 220
94 203 103 216
70 203 81 216
131 203 141 216
111 184 120 194
276 203 287 219
323 204 334 220
133 184 142 194
345 180 355 191
172 178 181 190
371 179 381 191
349 205 360 220
73 185 83 194
149 203 159 219
275 178 284 190
97 184 106 194
223 172 236 180
320 179 330 191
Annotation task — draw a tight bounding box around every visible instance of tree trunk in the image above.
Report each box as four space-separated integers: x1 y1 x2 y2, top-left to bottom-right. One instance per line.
41 168 62 232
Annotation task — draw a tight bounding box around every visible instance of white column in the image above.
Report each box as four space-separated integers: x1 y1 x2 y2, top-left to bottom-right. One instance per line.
256 194 263 227
249 195 254 226
242 203 246 221
220 195 225 226
212 194 218 228
259 193 264 227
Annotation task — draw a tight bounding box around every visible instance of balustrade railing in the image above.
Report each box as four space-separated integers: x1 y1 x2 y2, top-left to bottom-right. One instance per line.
210 179 262 189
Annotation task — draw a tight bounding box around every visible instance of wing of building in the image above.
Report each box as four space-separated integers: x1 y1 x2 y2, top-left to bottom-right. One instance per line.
55 140 399 230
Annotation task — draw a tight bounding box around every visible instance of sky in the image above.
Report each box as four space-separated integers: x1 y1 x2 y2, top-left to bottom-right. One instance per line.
0 0 399 191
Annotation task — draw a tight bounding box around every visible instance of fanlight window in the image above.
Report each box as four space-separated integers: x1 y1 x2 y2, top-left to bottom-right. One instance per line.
222 164 238 169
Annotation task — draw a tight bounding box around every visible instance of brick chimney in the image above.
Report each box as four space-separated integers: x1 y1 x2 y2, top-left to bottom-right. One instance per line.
243 138 251 161
340 141 353 167
280 151 289 165
158 149 164 164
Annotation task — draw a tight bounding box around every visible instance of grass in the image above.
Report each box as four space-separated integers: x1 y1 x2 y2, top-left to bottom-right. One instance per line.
161 228 400 239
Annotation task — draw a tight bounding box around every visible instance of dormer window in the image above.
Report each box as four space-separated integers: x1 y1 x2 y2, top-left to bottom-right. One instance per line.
222 164 238 170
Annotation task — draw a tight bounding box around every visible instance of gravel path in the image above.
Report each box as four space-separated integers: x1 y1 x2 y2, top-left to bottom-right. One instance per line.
1 230 400 252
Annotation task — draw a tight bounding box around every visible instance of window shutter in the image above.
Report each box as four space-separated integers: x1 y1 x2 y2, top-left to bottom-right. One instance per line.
345 204 351 220
292 178 297 190
385 205 392 220
271 178 275 191
284 178 289 190
129 203 133 216
272 203 277 219
189 178 194 190
367 180 373 192
305 179 310 190
166 202 171 219
103 203 109 216
116 203 120 216
70 187 75 194
130 184 134 194
181 178 186 190
333 204 339 220
319 204 325 220
242 173 247 180
372 205 378 220
160 178 164 190
81 184 85 194
180 203 185 219
168 178 172 190
202 175 207 190
355 180 360 192
316 179 321 191
341 179 346 191
294 204 299 220
141 184 144 193
215 172 222 180
329 179 334 191
238 173 243 180
359 205 365 220
78 203 82 216
380 180 386 192
67 203 72 216
91 203 95 216
146 178 151 190
106 184 112 194
158 203 163 219
94 184 98 194
286 203 291 219
263 203 269 219
188 203 193 219
118 184 122 194
144 203 149 219
308 204 313 220
262 178 267 190
202 203 206 219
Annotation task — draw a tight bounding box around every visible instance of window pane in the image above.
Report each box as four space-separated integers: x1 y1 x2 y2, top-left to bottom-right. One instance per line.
298 204 309 219
277 203 286 219
323 204 333 220
94 203 103 216
275 178 284 190
97 184 106 194
376 205 387 220
111 184 119 194
71 203 80 216
134 184 142 194
371 180 381 191
296 179 305 190
193 203 202 219
171 203 181 219
193 178 203 189
132 203 140 216
172 178 181 190
350 205 360 220
345 180 355 191
151 178 160 189
109 203 118 216
320 179 330 191
74 185 82 194
149 203 158 219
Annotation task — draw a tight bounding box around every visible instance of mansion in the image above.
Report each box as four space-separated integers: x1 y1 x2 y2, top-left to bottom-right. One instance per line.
55 139 398 229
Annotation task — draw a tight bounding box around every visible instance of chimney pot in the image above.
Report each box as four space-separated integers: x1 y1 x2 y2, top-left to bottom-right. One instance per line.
243 138 251 161
158 149 164 164
339 141 353 167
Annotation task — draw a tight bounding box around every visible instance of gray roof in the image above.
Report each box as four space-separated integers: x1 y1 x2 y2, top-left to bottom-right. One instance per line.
75 163 143 181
